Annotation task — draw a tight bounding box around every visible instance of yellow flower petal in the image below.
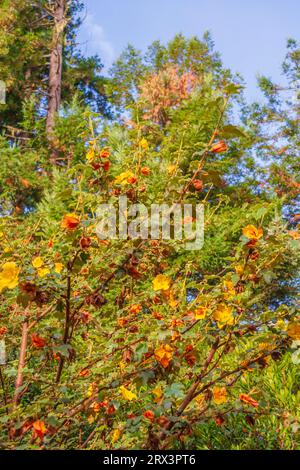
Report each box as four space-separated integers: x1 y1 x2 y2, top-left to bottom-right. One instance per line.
223 280 235 299
86 147 95 162
119 385 137 401
112 428 122 444
37 267 50 278
152 274 171 291
32 257 44 268
167 165 177 175
213 304 234 327
140 138 149 151
114 171 135 185
287 322 300 340
242 225 263 240
0 262 20 292
213 386 227 405
194 306 207 320
152 385 163 402
54 263 63 274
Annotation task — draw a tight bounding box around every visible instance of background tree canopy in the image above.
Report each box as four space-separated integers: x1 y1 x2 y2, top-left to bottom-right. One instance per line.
0 0 299 451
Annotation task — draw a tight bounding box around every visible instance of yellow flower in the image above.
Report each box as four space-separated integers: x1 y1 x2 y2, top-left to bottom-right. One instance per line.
223 280 235 299
119 385 137 401
287 322 300 340
168 292 178 308
0 262 20 292
167 165 177 175
194 306 207 320
275 319 287 331
114 171 135 185
112 428 122 444
288 230 300 240
87 384 95 397
152 274 171 291
195 394 206 407
32 257 44 269
37 267 50 278
213 304 234 327
242 225 263 240
213 386 227 405
86 147 95 162
152 385 163 403
140 138 149 151
54 263 63 274
235 265 244 276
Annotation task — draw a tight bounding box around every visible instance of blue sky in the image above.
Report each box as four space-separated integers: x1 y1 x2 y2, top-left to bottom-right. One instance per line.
78 0 299 101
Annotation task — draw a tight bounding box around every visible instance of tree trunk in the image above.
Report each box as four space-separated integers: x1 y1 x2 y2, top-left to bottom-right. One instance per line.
13 320 28 408
46 0 66 140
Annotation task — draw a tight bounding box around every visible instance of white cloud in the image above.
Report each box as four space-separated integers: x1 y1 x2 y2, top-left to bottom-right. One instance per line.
80 14 115 70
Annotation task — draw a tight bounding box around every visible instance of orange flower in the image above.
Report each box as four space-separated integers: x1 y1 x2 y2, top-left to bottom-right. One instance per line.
118 317 128 327
152 311 164 320
143 410 155 421
171 317 184 328
242 225 263 241
31 333 46 349
194 306 207 320
129 304 142 314
240 393 259 408
292 214 300 222
154 344 174 368
213 387 227 405
90 401 102 412
141 167 150 176
0 326 8 337
99 149 110 158
127 176 138 184
61 213 80 231
288 230 300 240
79 369 90 377
210 140 228 153
193 179 203 191
32 420 48 440
21 178 31 188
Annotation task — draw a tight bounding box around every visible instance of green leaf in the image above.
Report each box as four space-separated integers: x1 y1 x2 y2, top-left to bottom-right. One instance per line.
221 124 247 139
